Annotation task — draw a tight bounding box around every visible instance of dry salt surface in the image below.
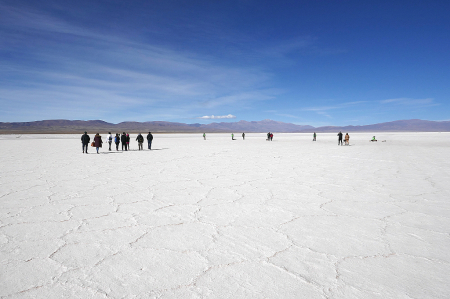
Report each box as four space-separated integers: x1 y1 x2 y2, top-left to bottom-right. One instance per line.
0 132 449 298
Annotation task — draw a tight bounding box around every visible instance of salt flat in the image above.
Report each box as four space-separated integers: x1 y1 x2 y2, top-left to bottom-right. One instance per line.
0 132 449 298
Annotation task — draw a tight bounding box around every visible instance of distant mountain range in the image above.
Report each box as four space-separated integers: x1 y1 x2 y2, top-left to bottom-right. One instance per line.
0 119 449 134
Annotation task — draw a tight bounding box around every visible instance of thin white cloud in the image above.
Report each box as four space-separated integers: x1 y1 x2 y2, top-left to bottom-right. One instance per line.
380 98 434 105
316 111 332 118
256 36 346 60
300 101 369 119
199 89 280 108
302 105 338 112
259 37 314 57
275 113 301 119
302 101 367 112
301 101 367 118
198 114 236 119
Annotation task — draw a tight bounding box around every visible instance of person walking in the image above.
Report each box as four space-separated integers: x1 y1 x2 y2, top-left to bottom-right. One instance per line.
114 133 120 151
147 132 153 149
136 133 144 150
270 133 273 141
231 133 235 140
267 132 270 141
337 131 343 145
107 132 113 151
344 133 350 145
313 132 316 141
81 132 90 154
203 133 206 140
121 132 127 151
94 133 103 154
126 134 130 150
242 132 245 140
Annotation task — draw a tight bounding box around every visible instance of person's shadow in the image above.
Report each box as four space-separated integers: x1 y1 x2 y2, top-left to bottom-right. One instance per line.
107 148 169 152
98 151 123 154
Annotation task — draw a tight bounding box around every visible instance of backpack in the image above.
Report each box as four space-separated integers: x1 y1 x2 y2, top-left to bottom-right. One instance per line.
109 136 112 142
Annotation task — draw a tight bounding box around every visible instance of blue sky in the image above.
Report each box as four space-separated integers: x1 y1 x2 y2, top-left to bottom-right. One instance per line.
1 0 449 126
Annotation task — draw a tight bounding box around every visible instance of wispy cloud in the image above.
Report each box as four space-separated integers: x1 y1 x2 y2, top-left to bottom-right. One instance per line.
302 106 338 112
275 113 301 119
256 36 346 61
301 101 367 118
0 4 277 122
302 101 367 111
198 89 280 108
197 114 236 119
259 37 314 58
380 98 434 105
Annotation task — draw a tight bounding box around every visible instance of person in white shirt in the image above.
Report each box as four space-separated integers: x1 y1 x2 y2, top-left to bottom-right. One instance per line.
107 132 113 151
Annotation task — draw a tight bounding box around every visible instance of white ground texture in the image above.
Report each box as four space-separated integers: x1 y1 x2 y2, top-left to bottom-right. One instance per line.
1 132 449 299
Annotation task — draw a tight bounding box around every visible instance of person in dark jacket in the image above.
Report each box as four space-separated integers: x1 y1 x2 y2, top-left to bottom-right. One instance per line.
114 133 120 151
94 133 103 154
337 131 343 146
136 133 144 150
81 132 90 154
313 132 316 141
126 134 130 150
242 132 245 140
121 132 127 151
147 132 153 150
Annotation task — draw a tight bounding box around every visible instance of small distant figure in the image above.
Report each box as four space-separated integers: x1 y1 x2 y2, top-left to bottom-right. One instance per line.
81 131 90 154
270 133 273 141
267 132 270 141
94 133 103 154
242 132 245 140
337 131 343 146
147 132 153 149
231 133 235 140
114 133 120 151
121 132 127 151
313 132 316 141
126 134 130 150
203 133 206 140
136 133 144 150
344 133 350 145
107 132 113 151
371 136 377 142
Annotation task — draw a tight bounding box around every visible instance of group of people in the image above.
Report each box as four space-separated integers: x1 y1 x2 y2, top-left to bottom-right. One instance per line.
82 131 377 153
312 131 350 145
220 132 272 141
204 132 246 140
337 131 350 145
81 132 153 154
231 133 246 140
